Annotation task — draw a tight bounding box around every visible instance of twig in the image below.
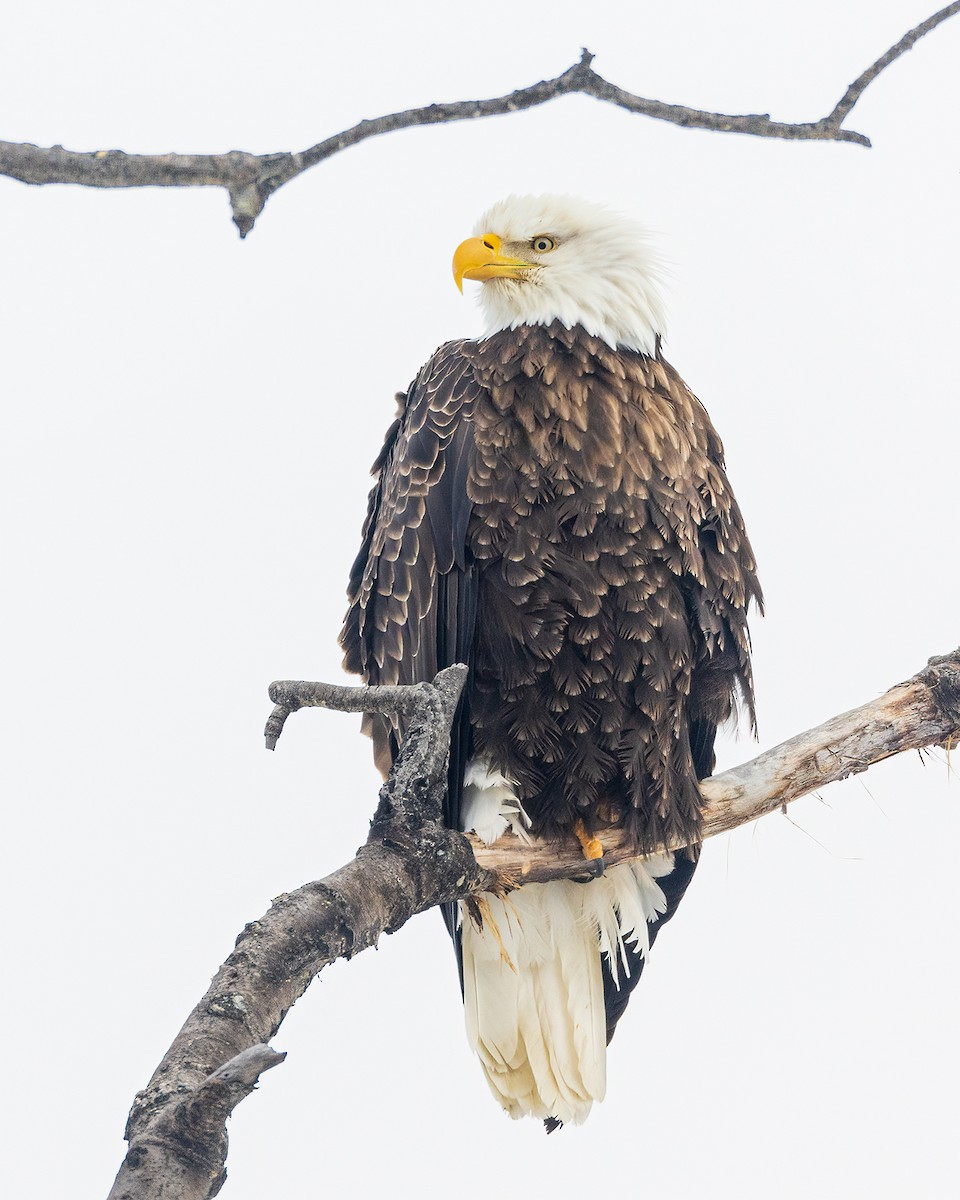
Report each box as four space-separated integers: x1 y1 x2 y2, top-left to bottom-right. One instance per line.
264 666 467 749
4 5 958 238
826 2 960 128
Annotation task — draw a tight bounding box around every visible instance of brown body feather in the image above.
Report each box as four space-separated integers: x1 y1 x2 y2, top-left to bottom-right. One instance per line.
342 322 761 853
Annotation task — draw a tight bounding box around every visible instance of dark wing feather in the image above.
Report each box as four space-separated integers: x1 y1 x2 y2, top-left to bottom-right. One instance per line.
598 353 762 1045
339 338 481 816
601 850 698 1044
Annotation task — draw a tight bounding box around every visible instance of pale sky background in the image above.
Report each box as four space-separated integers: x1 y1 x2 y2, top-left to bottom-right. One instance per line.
2 2 959 1197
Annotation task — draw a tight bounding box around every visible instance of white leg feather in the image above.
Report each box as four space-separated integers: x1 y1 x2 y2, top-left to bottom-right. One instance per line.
461 759 532 845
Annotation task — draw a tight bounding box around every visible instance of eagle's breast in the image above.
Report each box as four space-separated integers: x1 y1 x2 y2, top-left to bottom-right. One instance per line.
458 322 750 849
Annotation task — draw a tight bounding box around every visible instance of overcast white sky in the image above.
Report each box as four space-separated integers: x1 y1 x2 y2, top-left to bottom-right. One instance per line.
2 2 959 1197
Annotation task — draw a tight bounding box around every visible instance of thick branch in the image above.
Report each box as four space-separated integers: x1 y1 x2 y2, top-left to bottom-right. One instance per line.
110 647 957 1196
6 5 958 238
109 663 494 1200
111 1047 285 1199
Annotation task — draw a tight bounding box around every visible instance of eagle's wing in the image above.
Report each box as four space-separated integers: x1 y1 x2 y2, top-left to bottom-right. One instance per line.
599 357 762 1044
340 338 482 839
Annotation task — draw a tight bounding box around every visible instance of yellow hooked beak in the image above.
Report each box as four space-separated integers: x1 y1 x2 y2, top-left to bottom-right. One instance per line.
452 233 536 293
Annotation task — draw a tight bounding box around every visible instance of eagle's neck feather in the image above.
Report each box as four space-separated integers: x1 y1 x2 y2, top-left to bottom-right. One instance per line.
478 274 665 356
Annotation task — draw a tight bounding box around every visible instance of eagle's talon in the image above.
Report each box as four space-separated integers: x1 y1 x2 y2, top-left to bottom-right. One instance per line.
571 854 606 884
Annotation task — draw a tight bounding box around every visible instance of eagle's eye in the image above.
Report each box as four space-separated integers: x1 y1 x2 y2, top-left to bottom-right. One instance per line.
530 235 557 253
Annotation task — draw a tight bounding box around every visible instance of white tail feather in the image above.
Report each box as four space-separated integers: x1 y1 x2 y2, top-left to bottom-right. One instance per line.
460 858 673 1124
459 758 674 1124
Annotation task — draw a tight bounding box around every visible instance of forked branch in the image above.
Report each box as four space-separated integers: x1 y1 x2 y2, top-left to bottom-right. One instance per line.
109 664 495 1200
5 4 959 238
109 647 958 1198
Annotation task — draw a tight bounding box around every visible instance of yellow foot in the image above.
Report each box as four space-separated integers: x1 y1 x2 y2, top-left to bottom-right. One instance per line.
573 819 604 860
573 819 605 878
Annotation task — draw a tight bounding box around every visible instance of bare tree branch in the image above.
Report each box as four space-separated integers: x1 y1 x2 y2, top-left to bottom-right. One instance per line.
472 648 960 882
6 5 958 239
264 674 448 748
826 2 960 127
108 664 497 1200
108 647 958 1197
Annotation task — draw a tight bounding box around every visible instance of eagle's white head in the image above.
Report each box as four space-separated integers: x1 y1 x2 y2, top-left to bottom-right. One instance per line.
453 194 667 356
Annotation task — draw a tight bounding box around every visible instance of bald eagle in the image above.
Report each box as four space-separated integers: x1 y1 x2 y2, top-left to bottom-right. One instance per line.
341 195 761 1128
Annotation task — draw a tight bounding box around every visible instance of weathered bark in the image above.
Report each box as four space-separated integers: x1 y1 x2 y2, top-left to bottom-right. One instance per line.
5 4 958 237
108 665 496 1200
108 647 959 1198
